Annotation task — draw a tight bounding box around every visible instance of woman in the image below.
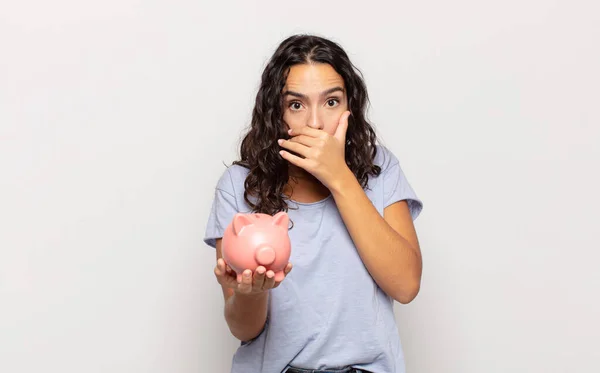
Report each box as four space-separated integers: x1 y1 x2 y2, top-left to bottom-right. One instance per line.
204 34 423 373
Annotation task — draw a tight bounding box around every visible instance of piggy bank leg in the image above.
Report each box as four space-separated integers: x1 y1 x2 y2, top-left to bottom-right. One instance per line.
236 272 244 283
273 270 285 282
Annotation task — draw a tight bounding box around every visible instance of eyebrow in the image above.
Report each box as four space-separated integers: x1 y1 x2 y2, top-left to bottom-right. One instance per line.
283 86 345 100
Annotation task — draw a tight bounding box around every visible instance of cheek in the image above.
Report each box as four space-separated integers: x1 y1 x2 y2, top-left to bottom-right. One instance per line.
323 112 343 135
283 112 304 130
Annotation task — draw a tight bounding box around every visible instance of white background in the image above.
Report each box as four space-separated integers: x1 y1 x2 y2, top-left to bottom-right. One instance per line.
1 1 599 372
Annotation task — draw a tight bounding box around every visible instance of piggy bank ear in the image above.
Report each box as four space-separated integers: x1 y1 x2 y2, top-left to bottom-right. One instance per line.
232 213 253 235
272 211 289 229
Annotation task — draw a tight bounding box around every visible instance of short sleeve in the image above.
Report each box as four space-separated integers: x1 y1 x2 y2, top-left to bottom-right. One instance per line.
203 168 240 248
381 147 423 220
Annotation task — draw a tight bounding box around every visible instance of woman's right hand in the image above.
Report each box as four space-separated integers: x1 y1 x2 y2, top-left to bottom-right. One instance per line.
214 258 292 295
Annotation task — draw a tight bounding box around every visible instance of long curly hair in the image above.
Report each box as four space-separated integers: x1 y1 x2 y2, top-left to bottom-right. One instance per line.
233 34 381 215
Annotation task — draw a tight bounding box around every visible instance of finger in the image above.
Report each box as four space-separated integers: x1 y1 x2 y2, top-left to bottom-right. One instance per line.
221 273 239 288
253 266 266 290
279 149 312 170
262 270 276 290
288 126 327 139
237 269 253 293
285 135 321 147
214 259 226 277
272 264 293 288
334 110 351 142
278 139 310 158
215 265 238 288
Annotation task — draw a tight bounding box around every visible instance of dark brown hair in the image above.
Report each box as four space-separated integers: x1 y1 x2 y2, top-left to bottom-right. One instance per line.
233 34 381 215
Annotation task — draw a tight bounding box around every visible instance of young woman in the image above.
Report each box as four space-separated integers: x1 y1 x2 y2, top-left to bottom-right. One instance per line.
204 34 424 373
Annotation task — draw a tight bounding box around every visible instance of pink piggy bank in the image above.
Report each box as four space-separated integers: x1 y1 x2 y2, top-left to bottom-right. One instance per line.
221 211 291 282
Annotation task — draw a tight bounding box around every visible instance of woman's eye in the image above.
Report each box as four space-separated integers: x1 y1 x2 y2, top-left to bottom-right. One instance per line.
290 102 302 110
327 99 339 107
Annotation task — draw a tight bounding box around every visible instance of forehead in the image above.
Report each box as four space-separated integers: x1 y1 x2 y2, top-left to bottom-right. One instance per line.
284 63 345 91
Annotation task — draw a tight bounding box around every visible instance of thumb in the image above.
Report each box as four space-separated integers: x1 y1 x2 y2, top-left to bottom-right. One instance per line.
334 111 351 142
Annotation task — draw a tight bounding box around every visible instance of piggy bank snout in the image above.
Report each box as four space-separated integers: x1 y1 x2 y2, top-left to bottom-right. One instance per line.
255 246 276 266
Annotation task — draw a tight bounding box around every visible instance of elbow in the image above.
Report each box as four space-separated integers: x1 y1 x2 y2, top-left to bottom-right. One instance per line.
226 317 265 343
391 281 421 304
224 309 267 343
231 328 262 343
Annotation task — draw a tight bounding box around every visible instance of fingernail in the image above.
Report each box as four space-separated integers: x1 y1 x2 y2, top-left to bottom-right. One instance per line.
288 129 293 134
277 139 283 145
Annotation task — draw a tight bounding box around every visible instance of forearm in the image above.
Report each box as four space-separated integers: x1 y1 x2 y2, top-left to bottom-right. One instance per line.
224 291 268 342
330 169 422 303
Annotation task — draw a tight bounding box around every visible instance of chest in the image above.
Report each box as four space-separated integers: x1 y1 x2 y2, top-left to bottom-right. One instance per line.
284 185 382 281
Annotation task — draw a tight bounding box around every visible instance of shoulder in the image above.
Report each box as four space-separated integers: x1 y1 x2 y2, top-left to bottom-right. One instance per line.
370 144 423 219
372 144 400 173
214 163 249 197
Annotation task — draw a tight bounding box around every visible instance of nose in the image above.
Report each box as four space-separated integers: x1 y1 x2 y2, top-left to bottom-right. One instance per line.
306 108 324 130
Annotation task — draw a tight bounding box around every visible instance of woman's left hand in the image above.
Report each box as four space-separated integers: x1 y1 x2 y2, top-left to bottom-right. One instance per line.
278 110 352 191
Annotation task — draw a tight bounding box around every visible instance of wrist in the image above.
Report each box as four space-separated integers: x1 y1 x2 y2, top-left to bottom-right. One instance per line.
329 166 356 196
233 289 268 302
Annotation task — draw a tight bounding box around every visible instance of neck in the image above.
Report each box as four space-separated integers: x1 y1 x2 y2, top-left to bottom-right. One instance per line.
288 164 315 180
284 165 331 201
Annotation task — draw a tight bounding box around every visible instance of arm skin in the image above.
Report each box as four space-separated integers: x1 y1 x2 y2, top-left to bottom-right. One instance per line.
213 239 292 341
278 111 423 304
215 239 269 342
329 168 422 304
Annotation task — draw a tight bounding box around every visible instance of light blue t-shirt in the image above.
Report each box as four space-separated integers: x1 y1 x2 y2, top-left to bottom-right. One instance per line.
204 144 423 373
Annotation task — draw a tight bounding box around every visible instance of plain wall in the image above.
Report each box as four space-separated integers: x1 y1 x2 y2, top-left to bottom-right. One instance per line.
1 1 599 372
